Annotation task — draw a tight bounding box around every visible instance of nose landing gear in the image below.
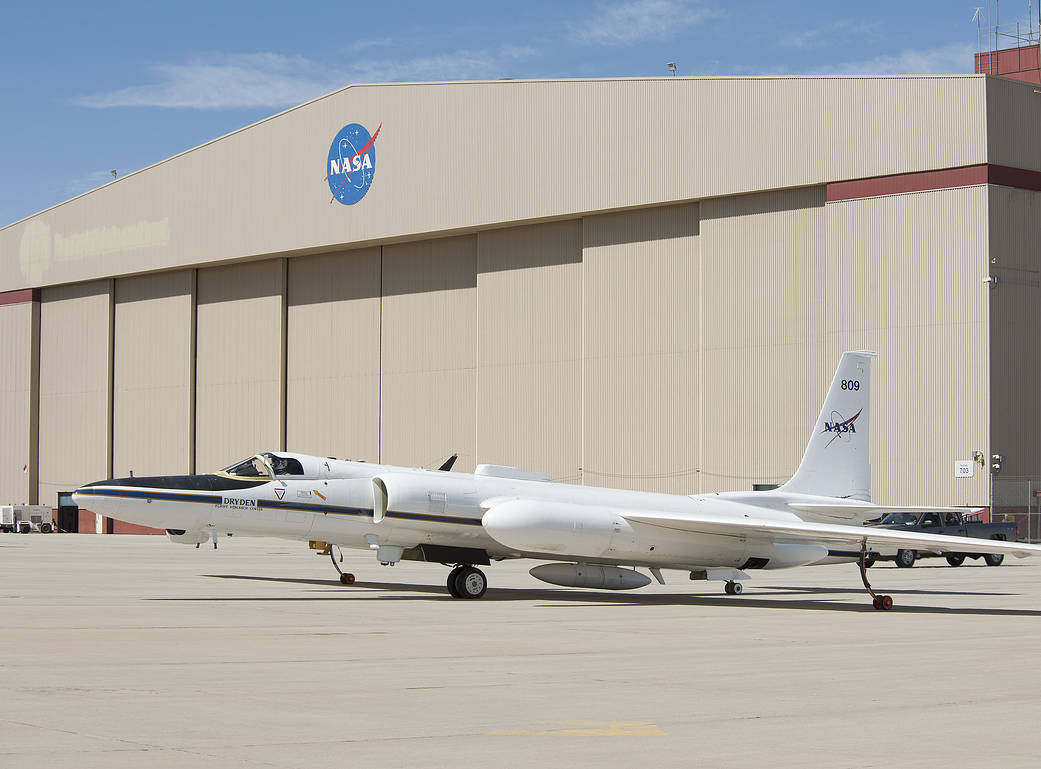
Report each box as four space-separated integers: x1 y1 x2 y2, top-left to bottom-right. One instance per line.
860 543 893 610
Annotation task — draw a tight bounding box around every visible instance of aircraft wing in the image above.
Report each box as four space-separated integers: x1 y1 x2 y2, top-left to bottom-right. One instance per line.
622 511 1041 558
788 503 983 517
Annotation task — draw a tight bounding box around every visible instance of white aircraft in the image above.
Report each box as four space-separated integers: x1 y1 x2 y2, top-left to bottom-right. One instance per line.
73 351 1041 610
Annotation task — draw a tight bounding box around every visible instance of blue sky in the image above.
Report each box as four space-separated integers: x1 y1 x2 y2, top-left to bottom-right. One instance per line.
0 0 1013 227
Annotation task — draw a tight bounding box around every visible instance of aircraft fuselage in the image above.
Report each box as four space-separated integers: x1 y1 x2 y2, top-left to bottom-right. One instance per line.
73 457 839 573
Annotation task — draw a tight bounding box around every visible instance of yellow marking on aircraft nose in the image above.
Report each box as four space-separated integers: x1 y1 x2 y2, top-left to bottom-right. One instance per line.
312 489 327 501
490 721 666 737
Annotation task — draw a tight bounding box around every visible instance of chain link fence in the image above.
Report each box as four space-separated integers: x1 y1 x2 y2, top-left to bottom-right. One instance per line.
991 478 1041 543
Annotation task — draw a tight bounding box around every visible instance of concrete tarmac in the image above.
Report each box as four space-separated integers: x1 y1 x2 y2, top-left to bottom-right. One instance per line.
2 534 1040 768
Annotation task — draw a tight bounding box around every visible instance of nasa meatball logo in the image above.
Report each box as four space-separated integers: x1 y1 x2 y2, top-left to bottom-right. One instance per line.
821 409 861 448
326 122 381 205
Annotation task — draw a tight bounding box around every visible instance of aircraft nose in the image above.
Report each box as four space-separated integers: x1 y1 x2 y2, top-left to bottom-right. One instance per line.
72 478 126 514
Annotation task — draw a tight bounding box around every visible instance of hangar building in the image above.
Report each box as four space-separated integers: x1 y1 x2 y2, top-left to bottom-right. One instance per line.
1 74 1039 529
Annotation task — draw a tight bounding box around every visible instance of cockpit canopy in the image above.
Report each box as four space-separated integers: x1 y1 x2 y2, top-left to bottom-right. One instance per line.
222 452 307 479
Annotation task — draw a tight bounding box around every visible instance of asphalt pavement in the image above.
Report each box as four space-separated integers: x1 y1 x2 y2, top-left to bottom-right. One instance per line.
2 534 1039 768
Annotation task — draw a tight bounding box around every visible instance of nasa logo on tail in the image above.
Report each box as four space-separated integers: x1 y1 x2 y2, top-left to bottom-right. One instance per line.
326 122 381 205
821 409 861 448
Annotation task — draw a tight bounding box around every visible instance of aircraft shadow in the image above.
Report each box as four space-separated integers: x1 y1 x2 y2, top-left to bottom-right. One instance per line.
184 574 1041 617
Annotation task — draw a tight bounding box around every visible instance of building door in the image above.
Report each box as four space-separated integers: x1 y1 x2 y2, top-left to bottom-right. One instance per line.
57 491 78 533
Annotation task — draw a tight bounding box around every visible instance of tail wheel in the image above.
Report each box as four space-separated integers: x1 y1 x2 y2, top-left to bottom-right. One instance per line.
339 573 356 585
724 580 743 595
945 554 965 567
872 595 893 610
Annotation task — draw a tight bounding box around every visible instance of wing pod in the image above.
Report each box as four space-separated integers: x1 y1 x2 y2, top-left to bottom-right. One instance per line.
530 563 652 590
482 499 634 557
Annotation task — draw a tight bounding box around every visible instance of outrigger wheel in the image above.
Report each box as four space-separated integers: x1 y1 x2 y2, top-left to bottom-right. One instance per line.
859 543 894 611
328 546 356 586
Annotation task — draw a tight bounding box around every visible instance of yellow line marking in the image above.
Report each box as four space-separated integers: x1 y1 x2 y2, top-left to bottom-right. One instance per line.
490 721 666 737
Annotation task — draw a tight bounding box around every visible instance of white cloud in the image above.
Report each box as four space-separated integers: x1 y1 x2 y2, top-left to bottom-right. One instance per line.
341 38 394 55
733 41 976 78
576 0 716 45
75 46 540 110
75 53 337 109
782 19 881 50
348 51 502 83
60 170 117 197
822 42 975 75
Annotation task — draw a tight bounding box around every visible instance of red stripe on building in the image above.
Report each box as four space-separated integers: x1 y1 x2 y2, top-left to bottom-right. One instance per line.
0 288 40 306
827 164 1041 202
988 164 1041 192
975 44 1041 85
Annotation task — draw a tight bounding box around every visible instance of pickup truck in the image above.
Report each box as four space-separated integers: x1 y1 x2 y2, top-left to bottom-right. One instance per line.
864 511 1017 568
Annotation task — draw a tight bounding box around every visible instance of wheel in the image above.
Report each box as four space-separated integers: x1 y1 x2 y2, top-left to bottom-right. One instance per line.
446 567 464 598
984 553 1004 567
724 580 743 595
945 554 965 567
864 554 877 568
895 549 916 568
872 596 882 609
339 572 355 585
879 595 893 610
40 523 52 533
452 566 487 599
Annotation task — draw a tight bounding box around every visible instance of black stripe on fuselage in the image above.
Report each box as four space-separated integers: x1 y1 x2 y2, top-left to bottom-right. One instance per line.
75 487 218 505
74 486 483 526
81 474 268 492
827 550 863 559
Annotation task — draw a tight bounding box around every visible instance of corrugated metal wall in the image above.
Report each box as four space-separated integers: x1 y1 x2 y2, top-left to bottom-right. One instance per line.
16 187 997 509
825 186 991 505
38 282 111 508
0 302 36 503
0 76 990 293
986 75 1041 172
113 271 193 477
476 221 582 481
195 260 284 473
380 236 477 471
988 185 1041 480
582 205 699 493
287 248 381 461
698 188 827 493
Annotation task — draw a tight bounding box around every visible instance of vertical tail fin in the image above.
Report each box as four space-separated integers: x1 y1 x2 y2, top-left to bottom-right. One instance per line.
780 351 875 501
